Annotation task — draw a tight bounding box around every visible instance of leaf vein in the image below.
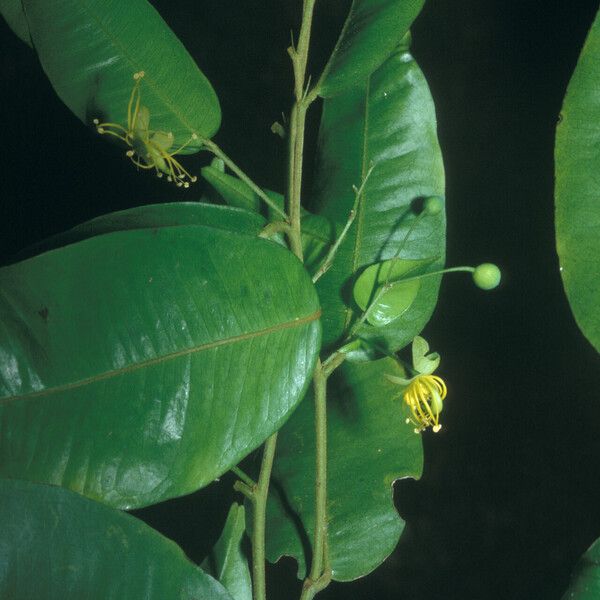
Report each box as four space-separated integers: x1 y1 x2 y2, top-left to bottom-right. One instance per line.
1 309 321 405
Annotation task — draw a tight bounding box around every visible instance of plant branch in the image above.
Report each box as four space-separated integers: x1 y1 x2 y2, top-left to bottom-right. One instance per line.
286 0 318 260
200 138 288 220
247 433 278 600
322 351 346 377
233 479 255 501
259 221 293 239
299 360 332 600
290 0 318 103
231 466 256 488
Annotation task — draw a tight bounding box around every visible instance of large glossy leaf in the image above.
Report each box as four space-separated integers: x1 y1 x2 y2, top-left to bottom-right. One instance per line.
22 0 220 146
0 226 321 509
202 503 252 600
14 202 266 263
263 357 423 581
317 3 425 97
0 478 233 600
555 8 600 353
562 537 600 599
313 42 445 353
0 0 32 45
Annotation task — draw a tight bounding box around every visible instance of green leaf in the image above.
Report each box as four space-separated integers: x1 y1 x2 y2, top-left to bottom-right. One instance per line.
263 357 423 581
200 166 283 217
202 166 263 213
0 0 32 46
23 0 220 146
555 8 600 353
0 225 321 509
14 202 266 263
313 43 445 353
561 537 600 599
201 168 336 275
0 478 233 600
299 213 337 277
318 5 424 97
202 504 252 600
353 258 436 326
71 202 264 237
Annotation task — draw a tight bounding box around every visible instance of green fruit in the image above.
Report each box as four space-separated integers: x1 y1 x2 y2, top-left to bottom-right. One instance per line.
473 263 501 290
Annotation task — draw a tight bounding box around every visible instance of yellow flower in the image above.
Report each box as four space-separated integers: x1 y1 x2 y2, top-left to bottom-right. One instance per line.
402 374 447 433
93 72 198 187
386 336 447 434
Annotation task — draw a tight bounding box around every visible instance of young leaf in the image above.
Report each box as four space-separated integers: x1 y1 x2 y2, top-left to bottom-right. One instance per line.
202 166 263 213
0 478 233 599
353 258 436 326
0 226 321 509
12 202 266 263
561 537 600 599
22 0 220 146
0 0 32 46
555 7 600 353
262 357 423 581
202 503 252 600
317 2 425 97
313 42 446 353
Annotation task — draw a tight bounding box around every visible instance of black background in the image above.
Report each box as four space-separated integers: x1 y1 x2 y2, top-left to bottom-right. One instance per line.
1 1 600 599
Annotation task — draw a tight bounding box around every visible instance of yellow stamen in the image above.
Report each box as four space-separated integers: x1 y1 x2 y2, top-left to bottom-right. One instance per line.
126 71 146 135
403 374 447 433
93 71 198 187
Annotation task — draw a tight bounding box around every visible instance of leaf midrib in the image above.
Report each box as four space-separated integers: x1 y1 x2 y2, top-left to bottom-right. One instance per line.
1 309 321 405
342 75 371 334
78 0 208 135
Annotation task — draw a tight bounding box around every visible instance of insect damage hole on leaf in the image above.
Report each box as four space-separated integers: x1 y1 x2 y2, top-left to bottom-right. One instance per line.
93 72 199 187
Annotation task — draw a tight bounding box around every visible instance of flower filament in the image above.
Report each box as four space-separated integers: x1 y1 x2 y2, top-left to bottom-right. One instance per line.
403 374 447 433
93 71 198 187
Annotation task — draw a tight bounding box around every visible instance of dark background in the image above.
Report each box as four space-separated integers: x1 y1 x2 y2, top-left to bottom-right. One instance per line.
2 1 600 598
